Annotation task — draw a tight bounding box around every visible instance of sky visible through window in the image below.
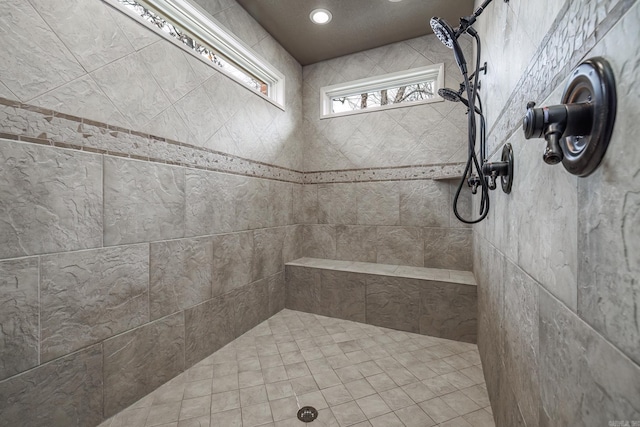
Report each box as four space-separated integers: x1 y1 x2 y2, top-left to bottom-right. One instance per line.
331 80 435 114
117 0 268 96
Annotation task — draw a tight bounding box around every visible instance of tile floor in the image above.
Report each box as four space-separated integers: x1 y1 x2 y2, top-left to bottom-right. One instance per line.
99 309 495 427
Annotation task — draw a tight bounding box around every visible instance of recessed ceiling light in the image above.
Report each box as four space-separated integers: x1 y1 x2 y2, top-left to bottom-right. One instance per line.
388 0 403 2
310 9 332 25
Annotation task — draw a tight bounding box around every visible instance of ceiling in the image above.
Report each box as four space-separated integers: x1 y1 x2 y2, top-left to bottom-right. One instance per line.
236 0 474 65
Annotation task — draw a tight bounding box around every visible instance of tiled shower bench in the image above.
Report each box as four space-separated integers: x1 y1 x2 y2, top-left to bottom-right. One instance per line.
285 258 477 343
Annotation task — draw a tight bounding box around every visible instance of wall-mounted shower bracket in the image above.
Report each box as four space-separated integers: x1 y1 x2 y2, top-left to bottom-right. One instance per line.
481 143 514 194
522 57 617 177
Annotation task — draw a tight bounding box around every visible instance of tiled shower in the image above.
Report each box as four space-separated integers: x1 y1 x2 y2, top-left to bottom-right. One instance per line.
0 0 639 426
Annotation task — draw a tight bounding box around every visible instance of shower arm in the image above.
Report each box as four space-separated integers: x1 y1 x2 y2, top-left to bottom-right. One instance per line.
456 0 495 38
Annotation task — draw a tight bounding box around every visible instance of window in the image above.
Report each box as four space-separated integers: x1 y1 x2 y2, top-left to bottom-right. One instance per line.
107 0 285 107
320 64 444 118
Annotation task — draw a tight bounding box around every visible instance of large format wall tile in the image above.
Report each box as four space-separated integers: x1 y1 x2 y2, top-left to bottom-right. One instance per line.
302 225 337 259
294 184 318 224
150 237 213 320
30 75 130 128
376 226 424 267
283 225 304 263
91 52 170 129
335 225 377 263
268 271 286 316
366 275 420 333
104 157 185 246
399 180 450 227
29 0 134 73
103 312 185 417
0 141 103 259
285 265 322 315
356 182 400 226
185 295 235 367
212 231 254 295
40 245 149 362
503 260 539 426
185 169 244 236
0 258 39 380
252 227 285 282
320 270 366 323
576 5 640 366
0 0 85 101
539 289 640 426
138 41 209 104
419 281 477 343
0 344 103 427
229 279 270 337
317 183 357 225
424 228 472 270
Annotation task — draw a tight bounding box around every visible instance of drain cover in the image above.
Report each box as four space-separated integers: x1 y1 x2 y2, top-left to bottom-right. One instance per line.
297 406 318 423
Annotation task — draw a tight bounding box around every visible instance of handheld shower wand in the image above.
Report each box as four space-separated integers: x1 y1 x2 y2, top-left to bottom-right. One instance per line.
429 0 499 223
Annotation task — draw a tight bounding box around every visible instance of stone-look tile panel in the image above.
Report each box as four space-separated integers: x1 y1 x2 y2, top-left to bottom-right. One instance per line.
268 271 286 316
399 180 450 228
302 225 337 259
356 182 400 226
267 180 294 227
419 281 477 344
376 226 424 267
29 0 134 73
185 295 235 368
539 289 640 426
104 156 185 246
285 266 322 315
30 75 130 129
91 52 170 129
212 231 254 295
0 0 85 101
335 225 377 263
138 40 209 104
185 169 245 236
252 228 285 282
150 237 213 320
104 312 185 417
0 344 103 427
230 279 270 337
366 276 420 333
320 270 366 323
0 141 103 259
0 257 39 380
293 184 318 224
475 238 504 409
424 228 472 271
283 225 303 263
40 245 149 362
576 1 640 365
503 260 539 426
317 183 358 225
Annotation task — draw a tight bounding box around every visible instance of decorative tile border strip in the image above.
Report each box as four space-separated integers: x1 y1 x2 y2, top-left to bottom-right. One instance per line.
485 0 637 158
303 163 465 184
0 97 303 183
0 96 465 184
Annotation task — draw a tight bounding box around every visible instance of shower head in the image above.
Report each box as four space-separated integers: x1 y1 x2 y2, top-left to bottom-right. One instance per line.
438 87 482 114
430 16 468 74
438 87 463 102
430 17 456 49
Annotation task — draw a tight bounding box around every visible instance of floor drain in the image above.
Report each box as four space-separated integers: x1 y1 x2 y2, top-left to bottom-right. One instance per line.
297 406 318 423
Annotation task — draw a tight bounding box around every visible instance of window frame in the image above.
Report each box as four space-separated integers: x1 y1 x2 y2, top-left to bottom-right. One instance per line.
105 0 286 109
320 63 445 119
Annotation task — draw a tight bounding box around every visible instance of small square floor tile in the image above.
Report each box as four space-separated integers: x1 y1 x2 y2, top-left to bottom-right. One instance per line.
355 394 391 419
368 412 404 427
321 384 353 406
331 401 367 427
